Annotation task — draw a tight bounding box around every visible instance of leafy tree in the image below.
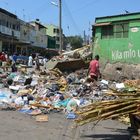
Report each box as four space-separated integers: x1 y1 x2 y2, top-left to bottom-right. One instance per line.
66 36 83 50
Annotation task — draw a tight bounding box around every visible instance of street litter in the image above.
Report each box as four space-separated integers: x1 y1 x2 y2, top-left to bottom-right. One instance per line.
0 55 139 128
74 79 140 126
36 115 48 122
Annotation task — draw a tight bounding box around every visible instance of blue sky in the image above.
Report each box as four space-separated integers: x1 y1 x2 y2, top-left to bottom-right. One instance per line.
0 0 140 37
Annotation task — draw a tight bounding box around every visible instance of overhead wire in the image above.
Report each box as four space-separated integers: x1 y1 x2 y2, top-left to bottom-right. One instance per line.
63 0 81 35
71 0 101 14
63 0 102 35
33 1 51 16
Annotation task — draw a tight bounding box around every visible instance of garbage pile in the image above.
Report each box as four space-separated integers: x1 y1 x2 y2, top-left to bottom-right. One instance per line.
46 46 92 71
0 67 103 121
75 79 140 126
50 45 91 62
0 65 140 125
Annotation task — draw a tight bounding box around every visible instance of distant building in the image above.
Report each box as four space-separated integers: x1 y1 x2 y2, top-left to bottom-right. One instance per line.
17 20 48 55
47 35 56 49
0 8 20 54
0 8 60 56
17 20 35 55
29 20 47 48
46 24 63 50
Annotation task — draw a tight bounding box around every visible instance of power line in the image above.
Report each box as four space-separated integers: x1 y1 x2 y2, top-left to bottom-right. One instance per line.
29 1 50 18
63 0 81 35
71 0 101 14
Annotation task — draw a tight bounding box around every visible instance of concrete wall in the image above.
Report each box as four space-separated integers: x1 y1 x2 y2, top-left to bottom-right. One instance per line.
102 63 140 81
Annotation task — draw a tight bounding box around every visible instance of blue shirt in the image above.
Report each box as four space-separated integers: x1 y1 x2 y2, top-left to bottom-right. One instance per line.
13 55 17 62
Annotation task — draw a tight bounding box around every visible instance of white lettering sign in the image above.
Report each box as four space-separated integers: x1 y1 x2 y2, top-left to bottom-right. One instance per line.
112 49 140 60
131 27 139 33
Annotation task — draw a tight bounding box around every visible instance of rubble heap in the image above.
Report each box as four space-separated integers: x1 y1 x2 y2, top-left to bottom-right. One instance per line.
0 64 139 126
75 79 140 126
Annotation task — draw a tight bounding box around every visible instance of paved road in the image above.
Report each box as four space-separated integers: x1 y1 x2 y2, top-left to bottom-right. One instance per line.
0 111 130 140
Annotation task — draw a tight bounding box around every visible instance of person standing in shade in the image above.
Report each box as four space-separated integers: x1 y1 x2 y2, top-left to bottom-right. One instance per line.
88 55 101 81
28 55 33 67
43 57 48 70
35 55 40 70
12 53 18 64
11 63 17 72
0 52 6 72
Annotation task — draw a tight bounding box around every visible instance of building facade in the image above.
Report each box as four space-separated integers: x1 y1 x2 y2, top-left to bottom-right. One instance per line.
16 20 35 55
46 24 61 50
30 21 47 48
16 20 48 56
93 12 140 64
0 8 20 54
92 12 140 79
0 8 63 57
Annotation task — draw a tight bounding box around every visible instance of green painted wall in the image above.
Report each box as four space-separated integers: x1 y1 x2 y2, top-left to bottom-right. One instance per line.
46 24 58 37
93 14 140 64
46 25 54 37
47 36 56 49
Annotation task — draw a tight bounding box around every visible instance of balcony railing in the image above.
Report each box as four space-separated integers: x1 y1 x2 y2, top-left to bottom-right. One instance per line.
0 25 20 39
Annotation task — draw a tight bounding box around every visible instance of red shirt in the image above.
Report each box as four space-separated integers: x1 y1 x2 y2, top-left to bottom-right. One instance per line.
0 54 6 61
89 59 100 77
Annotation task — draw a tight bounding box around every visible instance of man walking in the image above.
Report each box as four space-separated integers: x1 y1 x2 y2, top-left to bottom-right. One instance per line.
28 55 33 67
88 55 101 81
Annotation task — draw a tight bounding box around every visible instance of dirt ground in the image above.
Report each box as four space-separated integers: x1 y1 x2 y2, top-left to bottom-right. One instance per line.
0 111 130 140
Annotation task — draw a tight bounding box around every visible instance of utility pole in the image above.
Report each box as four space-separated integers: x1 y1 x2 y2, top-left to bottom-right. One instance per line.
83 30 86 45
88 21 91 45
59 0 62 53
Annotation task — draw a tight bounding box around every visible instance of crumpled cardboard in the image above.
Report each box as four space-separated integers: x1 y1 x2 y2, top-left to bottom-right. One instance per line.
36 115 48 122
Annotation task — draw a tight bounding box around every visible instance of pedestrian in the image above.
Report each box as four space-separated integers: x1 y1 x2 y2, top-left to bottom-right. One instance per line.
11 63 17 72
12 53 18 64
0 52 6 62
0 52 7 72
88 55 101 82
28 55 33 67
0 52 2 66
43 57 48 70
5 58 12 72
35 56 40 70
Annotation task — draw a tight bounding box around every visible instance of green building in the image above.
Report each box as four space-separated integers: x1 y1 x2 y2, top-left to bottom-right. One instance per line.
92 12 140 79
93 12 140 64
46 24 60 49
47 36 56 49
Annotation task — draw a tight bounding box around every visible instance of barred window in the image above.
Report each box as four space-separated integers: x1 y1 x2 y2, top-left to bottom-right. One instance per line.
101 23 129 39
101 25 113 39
114 23 128 38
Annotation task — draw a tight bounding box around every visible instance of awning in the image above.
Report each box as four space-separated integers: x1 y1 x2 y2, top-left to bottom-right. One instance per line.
94 22 111 27
46 48 59 52
17 42 30 45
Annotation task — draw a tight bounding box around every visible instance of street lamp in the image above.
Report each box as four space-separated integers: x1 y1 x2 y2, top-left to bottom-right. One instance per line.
51 0 62 53
51 1 58 7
